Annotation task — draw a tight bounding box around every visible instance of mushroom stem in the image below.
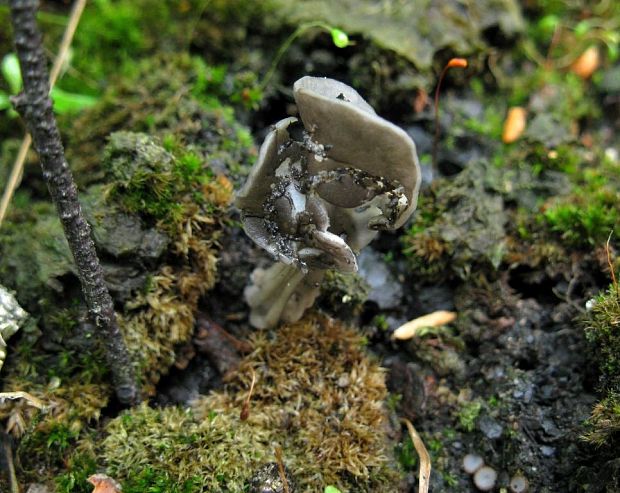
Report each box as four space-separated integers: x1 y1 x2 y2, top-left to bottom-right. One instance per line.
245 263 306 329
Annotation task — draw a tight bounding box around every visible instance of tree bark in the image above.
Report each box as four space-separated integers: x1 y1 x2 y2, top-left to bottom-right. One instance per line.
9 0 139 405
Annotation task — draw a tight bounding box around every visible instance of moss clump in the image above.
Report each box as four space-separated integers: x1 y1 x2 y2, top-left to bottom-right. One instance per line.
97 314 397 492
402 161 507 281
98 132 233 391
583 285 620 447
0 202 74 310
319 270 370 318
103 132 225 228
541 153 620 247
456 399 483 432
63 54 257 187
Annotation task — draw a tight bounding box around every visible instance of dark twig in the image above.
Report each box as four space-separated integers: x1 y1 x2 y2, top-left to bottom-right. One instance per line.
9 0 139 405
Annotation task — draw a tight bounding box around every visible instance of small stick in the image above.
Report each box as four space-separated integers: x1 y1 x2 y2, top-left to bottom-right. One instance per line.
9 0 138 404
274 445 290 493
432 58 468 171
0 0 86 227
606 231 618 296
401 417 431 493
240 369 256 421
0 390 46 409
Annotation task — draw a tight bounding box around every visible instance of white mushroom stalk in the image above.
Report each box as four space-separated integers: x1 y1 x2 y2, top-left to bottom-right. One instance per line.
236 76 421 328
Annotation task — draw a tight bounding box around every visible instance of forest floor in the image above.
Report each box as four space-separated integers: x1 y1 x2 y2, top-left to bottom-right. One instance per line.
0 1 619 492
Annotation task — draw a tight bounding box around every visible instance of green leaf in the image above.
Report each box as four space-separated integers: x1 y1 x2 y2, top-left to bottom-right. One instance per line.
0 91 10 111
330 28 350 48
537 15 559 35
324 487 343 493
574 20 591 37
50 88 98 114
1 53 23 95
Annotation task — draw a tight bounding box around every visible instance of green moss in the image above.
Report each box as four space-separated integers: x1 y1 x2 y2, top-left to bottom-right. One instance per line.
319 270 370 318
122 468 200 493
457 400 483 432
95 314 398 492
55 453 98 493
0 202 73 310
97 131 234 391
402 162 507 281
64 54 256 188
53 0 273 96
584 392 620 448
585 286 620 391
541 153 620 247
583 285 620 448
395 436 417 471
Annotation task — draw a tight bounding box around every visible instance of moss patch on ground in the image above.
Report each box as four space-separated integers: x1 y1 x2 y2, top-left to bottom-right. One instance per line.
53 314 398 493
583 284 620 447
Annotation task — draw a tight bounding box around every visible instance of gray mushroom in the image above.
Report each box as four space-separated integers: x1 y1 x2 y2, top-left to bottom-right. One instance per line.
236 76 421 328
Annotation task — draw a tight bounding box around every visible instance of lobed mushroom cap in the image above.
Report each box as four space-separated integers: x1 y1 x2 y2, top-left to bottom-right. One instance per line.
293 76 421 229
235 116 297 217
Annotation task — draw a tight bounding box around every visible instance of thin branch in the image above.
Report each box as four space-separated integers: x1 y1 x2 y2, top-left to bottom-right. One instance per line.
48 0 87 87
9 0 139 405
0 0 86 227
0 134 31 225
607 230 618 296
274 446 290 493
240 369 256 421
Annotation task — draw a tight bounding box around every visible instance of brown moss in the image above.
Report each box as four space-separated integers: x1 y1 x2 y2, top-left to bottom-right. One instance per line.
99 313 398 492
120 170 231 393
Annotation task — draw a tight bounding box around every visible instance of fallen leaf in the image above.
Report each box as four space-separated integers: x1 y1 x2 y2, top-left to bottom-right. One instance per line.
570 45 600 79
401 417 431 493
392 310 457 340
446 57 468 69
502 106 527 144
88 474 122 493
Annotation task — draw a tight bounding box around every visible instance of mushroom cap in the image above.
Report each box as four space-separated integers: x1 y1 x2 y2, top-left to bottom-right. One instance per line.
293 76 421 229
235 117 297 216
473 466 498 492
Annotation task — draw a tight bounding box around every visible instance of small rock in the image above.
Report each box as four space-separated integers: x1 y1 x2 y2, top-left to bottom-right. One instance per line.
540 445 556 457
357 249 403 309
0 285 27 340
248 462 296 493
26 485 52 493
0 285 28 370
337 374 350 388
541 417 561 438
479 416 503 439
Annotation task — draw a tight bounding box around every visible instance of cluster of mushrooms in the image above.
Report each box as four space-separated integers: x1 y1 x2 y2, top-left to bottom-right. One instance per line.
236 77 421 328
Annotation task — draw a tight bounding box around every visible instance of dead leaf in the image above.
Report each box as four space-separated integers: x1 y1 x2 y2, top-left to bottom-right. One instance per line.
88 474 122 493
502 107 527 144
392 310 457 340
401 418 431 493
570 46 600 79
